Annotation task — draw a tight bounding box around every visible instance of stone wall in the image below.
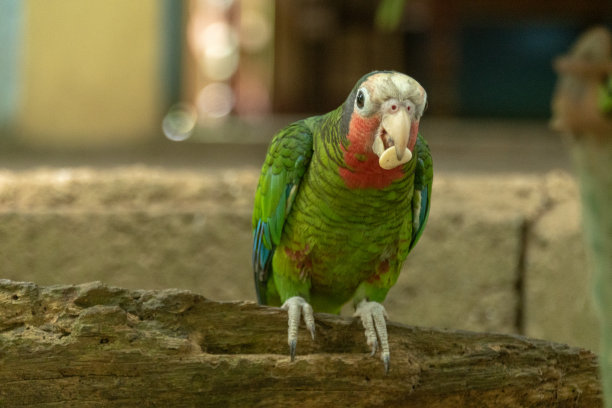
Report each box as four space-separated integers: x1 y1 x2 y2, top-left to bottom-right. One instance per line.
0 166 599 351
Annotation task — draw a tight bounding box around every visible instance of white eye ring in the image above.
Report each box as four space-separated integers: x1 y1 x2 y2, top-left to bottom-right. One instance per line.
355 87 369 111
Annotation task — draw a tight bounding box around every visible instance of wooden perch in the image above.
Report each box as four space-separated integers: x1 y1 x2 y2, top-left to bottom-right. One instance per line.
0 280 601 407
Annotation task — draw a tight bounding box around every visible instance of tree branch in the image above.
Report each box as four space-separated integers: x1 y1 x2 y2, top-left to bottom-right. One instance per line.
0 280 601 407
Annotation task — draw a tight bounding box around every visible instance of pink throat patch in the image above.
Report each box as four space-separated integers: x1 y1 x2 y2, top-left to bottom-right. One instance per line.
339 113 405 189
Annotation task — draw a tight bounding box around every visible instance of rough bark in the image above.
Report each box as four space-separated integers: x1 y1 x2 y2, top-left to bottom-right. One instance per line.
0 279 601 407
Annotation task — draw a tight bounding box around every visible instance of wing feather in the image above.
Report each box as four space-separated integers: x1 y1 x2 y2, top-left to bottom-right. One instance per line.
409 134 433 250
252 121 314 304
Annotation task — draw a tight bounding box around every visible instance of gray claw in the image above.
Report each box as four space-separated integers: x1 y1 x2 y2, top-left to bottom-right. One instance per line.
383 353 390 374
308 325 315 341
289 338 297 362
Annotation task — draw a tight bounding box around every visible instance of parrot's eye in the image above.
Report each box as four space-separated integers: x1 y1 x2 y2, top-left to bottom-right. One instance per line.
356 90 365 109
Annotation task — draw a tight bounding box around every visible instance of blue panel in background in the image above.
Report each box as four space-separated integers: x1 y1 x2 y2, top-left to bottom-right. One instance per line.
160 0 184 108
0 0 22 129
459 22 585 117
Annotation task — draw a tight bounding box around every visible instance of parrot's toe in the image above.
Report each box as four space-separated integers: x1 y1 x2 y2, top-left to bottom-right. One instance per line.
369 338 378 357
354 299 390 374
281 296 315 361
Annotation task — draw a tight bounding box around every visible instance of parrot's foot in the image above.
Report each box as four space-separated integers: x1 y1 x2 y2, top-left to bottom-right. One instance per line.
281 296 315 361
353 299 390 374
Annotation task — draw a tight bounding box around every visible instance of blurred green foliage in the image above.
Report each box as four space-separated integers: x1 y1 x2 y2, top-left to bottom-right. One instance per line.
375 0 407 31
598 76 612 114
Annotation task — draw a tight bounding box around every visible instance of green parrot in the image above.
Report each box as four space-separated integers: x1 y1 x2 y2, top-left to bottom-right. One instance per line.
252 71 432 372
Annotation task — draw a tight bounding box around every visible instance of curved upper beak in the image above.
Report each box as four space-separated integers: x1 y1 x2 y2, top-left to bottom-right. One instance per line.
374 108 413 170
382 108 411 161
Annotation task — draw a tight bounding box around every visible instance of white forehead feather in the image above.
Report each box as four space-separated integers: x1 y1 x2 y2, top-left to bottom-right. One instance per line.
363 72 427 116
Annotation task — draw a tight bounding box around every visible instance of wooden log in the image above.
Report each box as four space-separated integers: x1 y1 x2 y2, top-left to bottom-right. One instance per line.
0 279 602 407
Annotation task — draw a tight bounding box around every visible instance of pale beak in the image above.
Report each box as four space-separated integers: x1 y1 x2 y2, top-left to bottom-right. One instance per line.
373 109 413 170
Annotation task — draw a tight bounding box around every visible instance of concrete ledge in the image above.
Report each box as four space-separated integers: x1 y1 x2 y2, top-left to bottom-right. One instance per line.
0 166 598 351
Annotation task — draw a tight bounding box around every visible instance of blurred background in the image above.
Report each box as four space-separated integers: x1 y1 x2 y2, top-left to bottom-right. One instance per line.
0 0 610 354
2 0 611 145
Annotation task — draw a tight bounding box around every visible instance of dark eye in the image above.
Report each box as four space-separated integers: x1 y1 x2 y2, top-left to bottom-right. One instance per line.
356 90 365 109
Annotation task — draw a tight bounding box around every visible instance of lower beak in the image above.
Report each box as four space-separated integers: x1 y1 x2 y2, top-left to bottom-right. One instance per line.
373 109 412 170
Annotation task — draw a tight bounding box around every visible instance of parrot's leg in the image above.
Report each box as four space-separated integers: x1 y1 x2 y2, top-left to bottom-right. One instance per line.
354 299 390 374
281 296 315 361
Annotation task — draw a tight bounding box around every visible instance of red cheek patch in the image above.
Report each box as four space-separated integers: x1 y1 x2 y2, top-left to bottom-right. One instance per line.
339 113 405 189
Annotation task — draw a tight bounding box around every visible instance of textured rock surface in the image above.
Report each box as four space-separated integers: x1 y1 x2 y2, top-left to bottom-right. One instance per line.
525 172 600 351
387 174 540 334
0 166 598 351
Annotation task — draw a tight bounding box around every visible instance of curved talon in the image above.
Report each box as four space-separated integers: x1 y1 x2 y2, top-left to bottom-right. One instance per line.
289 339 297 362
354 299 391 373
383 353 390 375
302 302 316 340
282 296 315 361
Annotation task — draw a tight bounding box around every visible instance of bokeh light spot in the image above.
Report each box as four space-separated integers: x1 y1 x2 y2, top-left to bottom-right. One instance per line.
162 103 197 142
201 22 239 81
197 82 235 120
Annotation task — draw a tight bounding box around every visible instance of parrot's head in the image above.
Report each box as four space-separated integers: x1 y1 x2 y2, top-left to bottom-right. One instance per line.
340 71 427 173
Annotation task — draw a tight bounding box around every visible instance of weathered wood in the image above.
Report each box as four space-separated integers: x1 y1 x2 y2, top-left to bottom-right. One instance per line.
0 279 601 407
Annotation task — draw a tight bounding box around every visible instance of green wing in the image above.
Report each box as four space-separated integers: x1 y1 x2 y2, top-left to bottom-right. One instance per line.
252 120 314 304
409 133 433 251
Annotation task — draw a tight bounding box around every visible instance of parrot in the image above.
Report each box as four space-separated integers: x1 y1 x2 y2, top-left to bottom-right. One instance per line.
252 70 432 373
